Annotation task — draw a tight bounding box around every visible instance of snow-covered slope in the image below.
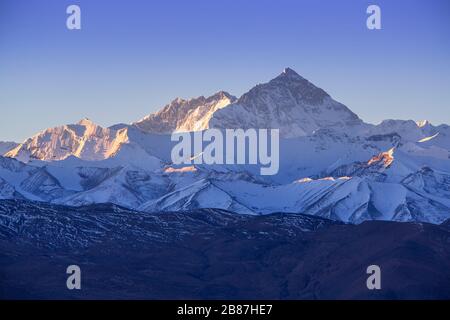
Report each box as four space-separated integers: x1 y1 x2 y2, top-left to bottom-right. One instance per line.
0 177 24 199
2 135 450 223
0 156 73 201
134 91 236 133
137 155 450 224
54 165 169 208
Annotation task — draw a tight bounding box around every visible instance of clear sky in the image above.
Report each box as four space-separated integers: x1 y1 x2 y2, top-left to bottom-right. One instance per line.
1 0 449 142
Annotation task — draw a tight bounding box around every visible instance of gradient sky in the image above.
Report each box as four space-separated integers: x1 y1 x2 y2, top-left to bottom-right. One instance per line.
1 0 449 142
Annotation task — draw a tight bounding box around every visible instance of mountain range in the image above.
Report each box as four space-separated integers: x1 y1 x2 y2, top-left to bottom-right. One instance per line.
1 68 450 224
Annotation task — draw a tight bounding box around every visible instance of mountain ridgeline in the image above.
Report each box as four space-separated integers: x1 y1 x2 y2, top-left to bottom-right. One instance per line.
1 68 450 224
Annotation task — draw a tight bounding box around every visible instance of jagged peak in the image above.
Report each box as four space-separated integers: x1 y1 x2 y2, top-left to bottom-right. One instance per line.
133 90 236 133
236 67 331 108
208 91 236 101
140 91 236 121
282 67 301 77
266 68 329 99
77 118 96 126
170 97 187 105
273 67 306 81
172 91 235 105
416 120 431 128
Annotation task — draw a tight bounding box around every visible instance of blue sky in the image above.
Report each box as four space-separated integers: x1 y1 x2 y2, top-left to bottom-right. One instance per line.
1 0 449 142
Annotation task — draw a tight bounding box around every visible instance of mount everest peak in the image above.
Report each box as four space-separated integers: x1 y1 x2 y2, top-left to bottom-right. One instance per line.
209 68 365 137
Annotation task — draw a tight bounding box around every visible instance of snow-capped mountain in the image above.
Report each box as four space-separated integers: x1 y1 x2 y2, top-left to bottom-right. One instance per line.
5 118 124 162
133 91 236 133
210 68 366 137
4 119 164 170
1 68 450 224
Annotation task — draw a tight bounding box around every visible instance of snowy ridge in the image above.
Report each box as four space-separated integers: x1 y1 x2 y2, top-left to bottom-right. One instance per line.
5 118 125 162
1 68 450 224
133 91 236 133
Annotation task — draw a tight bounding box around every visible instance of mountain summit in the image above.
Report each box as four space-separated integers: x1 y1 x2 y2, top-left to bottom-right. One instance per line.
209 68 364 137
77 118 95 126
271 67 329 105
5 119 124 162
